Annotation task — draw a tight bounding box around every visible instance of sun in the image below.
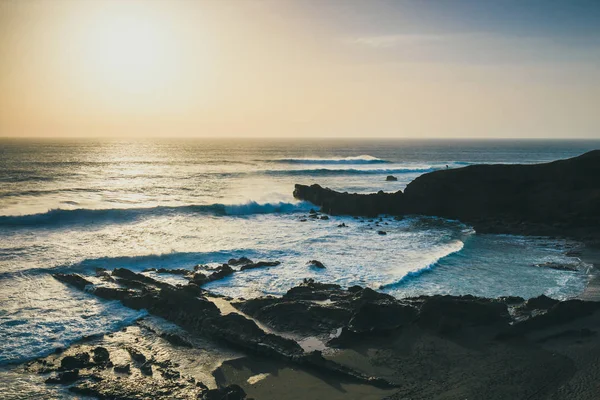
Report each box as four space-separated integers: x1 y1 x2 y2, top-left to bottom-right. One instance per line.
77 4 179 95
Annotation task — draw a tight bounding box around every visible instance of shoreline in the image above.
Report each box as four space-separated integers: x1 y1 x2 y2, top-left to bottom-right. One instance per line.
578 246 600 301
10 265 600 400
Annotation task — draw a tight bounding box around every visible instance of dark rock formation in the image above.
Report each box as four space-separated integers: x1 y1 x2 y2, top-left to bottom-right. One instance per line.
239 260 281 271
417 295 510 333
201 384 247 400
307 260 326 269
113 363 131 374
60 353 92 370
386 175 398 181
92 347 110 364
228 257 253 267
294 184 403 217
53 273 93 290
189 264 234 285
45 369 80 384
534 262 579 272
523 294 560 311
294 150 600 239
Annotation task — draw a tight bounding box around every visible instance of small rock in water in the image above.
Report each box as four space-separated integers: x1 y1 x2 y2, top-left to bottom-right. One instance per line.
533 262 579 272
309 209 317 214
377 230 387 235
386 175 398 181
320 215 329 220
239 260 281 271
228 257 253 266
337 223 347 228
307 260 326 269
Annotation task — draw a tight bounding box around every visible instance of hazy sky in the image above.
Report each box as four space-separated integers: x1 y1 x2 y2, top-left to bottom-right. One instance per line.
1 0 599 138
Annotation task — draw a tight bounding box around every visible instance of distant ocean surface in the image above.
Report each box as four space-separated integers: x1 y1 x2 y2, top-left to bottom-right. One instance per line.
0 138 599 365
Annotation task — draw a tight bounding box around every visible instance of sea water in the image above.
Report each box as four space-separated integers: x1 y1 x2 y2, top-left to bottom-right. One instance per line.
0 138 598 368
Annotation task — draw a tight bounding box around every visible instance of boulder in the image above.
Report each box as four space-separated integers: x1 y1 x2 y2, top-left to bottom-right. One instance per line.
92 347 110 364
307 260 326 269
45 369 80 384
386 175 398 181
60 353 91 370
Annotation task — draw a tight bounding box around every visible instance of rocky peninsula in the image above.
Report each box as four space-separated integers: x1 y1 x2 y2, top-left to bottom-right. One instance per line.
294 150 600 243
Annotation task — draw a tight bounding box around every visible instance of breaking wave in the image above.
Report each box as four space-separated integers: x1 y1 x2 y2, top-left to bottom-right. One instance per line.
271 155 390 165
264 167 435 177
379 240 466 290
0 201 312 228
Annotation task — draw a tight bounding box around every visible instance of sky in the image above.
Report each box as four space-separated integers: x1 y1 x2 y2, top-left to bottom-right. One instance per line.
1 0 599 139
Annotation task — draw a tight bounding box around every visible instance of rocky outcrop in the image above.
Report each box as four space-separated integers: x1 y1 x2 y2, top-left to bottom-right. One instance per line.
294 150 600 239
293 184 404 217
307 260 326 269
51 271 394 387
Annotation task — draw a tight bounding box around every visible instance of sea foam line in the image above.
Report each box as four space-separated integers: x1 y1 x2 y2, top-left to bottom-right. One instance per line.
379 240 466 290
0 200 313 228
271 155 391 165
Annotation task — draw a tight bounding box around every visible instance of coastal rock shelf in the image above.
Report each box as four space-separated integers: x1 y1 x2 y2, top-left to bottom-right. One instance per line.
43 264 600 399
294 150 600 241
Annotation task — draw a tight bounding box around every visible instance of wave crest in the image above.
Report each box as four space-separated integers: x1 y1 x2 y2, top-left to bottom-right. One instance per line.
0 201 311 228
380 240 466 290
265 167 434 177
272 155 390 165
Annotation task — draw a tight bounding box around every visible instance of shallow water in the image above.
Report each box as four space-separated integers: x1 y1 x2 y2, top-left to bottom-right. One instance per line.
0 138 598 369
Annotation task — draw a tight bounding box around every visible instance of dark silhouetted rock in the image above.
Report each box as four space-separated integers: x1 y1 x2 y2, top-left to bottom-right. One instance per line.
294 184 403 217
53 274 93 290
228 257 253 266
113 363 131 374
534 262 579 272
523 295 560 311
418 295 510 333
60 353 91 370
126 347 147 363
239 260 281 271
386 175 398 181
92 347 110 364
294 151 600 240
45 369 80 384
201 384 247 400
307 260 326 269
349 301 417 333
377 230 387 235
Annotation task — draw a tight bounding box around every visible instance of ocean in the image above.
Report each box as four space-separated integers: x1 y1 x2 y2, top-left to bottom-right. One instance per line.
0 138 598 368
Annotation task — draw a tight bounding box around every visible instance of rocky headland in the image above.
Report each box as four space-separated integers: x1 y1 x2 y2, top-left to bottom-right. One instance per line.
294 150 600 243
